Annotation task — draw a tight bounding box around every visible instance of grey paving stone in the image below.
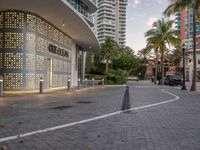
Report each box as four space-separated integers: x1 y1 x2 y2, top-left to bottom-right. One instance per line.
0 81 200 149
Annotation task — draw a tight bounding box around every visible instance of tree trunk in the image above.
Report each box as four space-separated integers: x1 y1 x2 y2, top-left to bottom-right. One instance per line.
190 10 196 91
106 59 109 74
161 51 164 85
154 49 158 84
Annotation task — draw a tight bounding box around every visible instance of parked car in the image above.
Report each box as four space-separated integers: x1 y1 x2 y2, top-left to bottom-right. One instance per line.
164 75 182 86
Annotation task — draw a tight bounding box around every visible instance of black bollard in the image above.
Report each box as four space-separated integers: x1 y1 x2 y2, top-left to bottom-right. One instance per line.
92 78 95 87
67 78 71 91
121 85 131 111
85 78 87 88
0 76 3 96
102 78 104 86
39 77 43 94
77 78 80 89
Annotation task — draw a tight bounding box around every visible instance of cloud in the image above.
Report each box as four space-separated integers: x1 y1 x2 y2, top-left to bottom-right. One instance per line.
156 0 164 4
133 0 141 5
146 16 157 27
128 17 136 21
131 0 141 7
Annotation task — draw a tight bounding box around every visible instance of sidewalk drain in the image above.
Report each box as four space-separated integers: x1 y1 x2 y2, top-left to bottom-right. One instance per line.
77 101 93 104
51 105 72 110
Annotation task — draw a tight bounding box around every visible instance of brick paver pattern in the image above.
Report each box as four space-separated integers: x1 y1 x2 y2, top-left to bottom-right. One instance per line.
0 81 200 150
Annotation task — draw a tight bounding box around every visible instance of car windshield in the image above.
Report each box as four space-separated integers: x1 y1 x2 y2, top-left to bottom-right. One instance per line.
169 75 180 79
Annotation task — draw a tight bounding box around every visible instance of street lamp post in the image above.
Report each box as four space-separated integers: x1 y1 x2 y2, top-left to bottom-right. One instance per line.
182 46 187 90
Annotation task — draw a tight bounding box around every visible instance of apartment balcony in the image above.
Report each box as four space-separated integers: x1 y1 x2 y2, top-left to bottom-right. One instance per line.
81 0 97 13
65 0 98 26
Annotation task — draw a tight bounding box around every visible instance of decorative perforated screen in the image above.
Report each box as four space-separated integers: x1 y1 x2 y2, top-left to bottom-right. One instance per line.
0 10 72 90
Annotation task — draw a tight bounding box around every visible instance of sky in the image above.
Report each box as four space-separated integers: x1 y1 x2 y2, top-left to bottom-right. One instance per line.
126 0 170 52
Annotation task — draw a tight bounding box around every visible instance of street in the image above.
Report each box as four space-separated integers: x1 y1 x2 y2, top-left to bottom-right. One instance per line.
0 81 200 150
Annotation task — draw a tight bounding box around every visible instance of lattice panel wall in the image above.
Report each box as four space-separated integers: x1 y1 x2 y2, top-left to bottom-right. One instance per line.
26 54 35 70
52 74 58 87
58 74 63 87
68 63 71 73
0 33 3 48
0 12 3 28
0 53 2 68
4 73 23 89
27 14 36 31
63 75 68 86
26 32 36 51
37 18 46 36
54 29 59 42
0 10 73 90
36 55 45 70
5 12 24 29
4 53 23 69
46 24 54 39
53 59 59 72
36 36 47 53
26 74 35 89
59 60 64 72
64 62 68 73
34 16 71 48
5 32 23 49
58 32 64 44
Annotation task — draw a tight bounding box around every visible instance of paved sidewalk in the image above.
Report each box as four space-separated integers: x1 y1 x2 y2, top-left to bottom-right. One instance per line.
185 81 200 91
0 81 200 150
172 81 200 92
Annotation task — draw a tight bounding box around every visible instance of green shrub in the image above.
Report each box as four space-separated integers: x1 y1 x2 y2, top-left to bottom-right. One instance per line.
104 69 127 85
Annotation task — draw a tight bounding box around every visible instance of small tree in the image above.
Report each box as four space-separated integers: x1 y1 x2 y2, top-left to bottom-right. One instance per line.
113 50 140 76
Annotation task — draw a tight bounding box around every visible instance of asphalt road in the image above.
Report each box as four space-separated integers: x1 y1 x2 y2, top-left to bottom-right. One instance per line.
0 81 200 150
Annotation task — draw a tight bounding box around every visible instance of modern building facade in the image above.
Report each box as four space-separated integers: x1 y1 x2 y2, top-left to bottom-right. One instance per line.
176 7 200 81
94 0 127 47
0 0 100 90
176 7 200 49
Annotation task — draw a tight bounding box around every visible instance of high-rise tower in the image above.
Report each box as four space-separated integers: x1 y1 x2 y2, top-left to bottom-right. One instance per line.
175 7 200 49
175 7 200 81
94 0 127 48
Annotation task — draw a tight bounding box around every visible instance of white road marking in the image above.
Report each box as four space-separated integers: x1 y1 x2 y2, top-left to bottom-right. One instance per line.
0 89 179 143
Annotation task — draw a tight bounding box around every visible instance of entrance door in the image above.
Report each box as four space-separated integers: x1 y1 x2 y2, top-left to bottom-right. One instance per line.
48 58 52 89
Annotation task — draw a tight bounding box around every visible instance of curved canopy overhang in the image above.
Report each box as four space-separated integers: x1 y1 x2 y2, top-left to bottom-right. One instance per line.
0 0 100 50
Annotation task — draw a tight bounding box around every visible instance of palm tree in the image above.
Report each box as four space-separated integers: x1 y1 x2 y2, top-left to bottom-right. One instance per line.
145 18 181 85
163 0 200 91
145 41 159 84
137 47 152 64
169 45 183 72
100 37 119 73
